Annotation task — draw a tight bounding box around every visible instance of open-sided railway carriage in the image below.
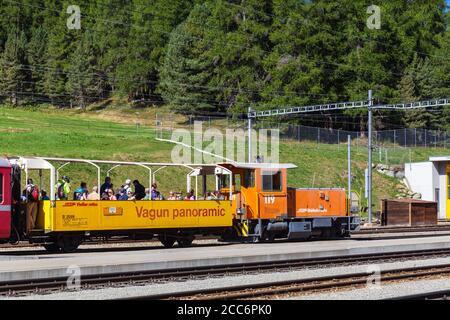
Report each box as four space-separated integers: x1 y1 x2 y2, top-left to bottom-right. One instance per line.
0 156 360 252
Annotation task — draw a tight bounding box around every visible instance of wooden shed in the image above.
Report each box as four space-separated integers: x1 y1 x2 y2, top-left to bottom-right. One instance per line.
381 199 438 226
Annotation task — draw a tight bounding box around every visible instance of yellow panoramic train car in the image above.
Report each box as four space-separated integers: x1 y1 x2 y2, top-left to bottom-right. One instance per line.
37 200 232 232
8 156 237 252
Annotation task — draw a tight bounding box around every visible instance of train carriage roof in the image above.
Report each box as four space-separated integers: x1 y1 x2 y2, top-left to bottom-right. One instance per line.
0 157 10 167
6 157 54 170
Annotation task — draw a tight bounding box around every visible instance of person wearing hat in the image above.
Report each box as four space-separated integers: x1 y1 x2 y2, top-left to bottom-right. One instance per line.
123 179 132 193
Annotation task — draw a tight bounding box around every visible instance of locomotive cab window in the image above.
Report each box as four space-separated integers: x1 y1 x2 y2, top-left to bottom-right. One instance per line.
219 174 231 189
0 174 3 203
243 170 255 188
261 170 282 192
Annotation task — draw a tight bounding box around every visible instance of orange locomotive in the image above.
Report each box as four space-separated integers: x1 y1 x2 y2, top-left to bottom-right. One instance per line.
218 163 360 241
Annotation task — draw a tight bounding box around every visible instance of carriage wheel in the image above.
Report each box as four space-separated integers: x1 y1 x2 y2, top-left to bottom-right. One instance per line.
43 243 61 253
177 236 194 247
159 235 176 248
57 235 82 253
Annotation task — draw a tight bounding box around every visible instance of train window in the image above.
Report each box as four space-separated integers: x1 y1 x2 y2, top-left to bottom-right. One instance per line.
244 170 255 188
261 170 282 192
0 174 3 203
220 175 230 188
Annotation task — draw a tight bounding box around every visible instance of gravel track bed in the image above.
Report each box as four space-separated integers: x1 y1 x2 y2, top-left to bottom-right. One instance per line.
7 255 450 300
0 239 221 253
292 277 450 300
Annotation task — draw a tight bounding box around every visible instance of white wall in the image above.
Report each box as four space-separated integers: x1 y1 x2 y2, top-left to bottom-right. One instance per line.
405 161 446 219
437 162 447 219
404 162 436 201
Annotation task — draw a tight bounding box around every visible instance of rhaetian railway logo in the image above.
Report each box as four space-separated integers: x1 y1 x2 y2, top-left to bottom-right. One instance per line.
170 121 279 164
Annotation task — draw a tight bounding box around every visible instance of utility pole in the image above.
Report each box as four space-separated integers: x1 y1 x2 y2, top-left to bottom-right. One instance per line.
347 135 352 213
248 106 252 163
367 90 373 224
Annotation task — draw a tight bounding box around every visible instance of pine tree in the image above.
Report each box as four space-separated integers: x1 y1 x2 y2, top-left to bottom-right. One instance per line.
263 0 339 111
204 0 272 115
0 30 28 106
116 0 194 103
399 54 440 128
159 3 216 113
27 26 47 99
94 0 132 95
65 32 96 110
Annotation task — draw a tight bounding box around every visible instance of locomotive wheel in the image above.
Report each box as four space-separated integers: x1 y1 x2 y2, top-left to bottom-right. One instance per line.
57 235 82 253
177 236 194 247
159 235 176 248
43 243 61 253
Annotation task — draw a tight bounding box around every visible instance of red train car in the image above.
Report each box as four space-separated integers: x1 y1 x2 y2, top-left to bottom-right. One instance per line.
0 158 11 240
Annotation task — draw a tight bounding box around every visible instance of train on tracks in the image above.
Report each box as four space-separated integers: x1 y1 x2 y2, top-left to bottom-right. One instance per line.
0 156 360 252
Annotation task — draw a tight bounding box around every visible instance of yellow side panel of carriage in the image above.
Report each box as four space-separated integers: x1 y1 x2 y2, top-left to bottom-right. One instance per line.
46 200 234 232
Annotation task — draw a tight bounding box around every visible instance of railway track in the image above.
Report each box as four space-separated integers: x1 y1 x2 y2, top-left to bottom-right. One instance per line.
2 225 450 251
355 224 450 234
3 248 450 298
126 264 450 300
387 289 450 300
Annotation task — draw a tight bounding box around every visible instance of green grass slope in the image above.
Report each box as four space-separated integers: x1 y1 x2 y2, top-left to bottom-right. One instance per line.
1 106 448 215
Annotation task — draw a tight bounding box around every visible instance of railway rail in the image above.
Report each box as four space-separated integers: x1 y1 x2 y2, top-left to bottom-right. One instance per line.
388 289 450 300
122 264 450 300
3 248 450 298
2 224 450 251
355 224 450 235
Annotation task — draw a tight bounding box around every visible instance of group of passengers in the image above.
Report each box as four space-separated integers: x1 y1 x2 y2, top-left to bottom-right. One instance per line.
50 176 225 201
98 177 146 201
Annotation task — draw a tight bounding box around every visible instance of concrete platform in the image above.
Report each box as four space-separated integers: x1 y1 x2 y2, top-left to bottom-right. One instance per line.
2 235 450 283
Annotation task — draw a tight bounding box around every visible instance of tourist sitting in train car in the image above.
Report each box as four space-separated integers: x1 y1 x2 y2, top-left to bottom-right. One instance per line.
123 179 132 193
100 177 112 196
167 191 177 200
56 176 71 200
150 183 160 200
41 190 50 200
126 189 135 201
212 190 224 200
87 186 100 200
105 189 117 200
74 182 88 200
185 189 196 200
133 180 146 200
143 188 151 200
117 188 128 201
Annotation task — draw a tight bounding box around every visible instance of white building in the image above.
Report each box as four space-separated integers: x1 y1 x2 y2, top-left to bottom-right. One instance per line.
404 156 450 219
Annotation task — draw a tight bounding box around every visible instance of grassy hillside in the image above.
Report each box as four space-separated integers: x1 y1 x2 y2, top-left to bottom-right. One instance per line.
1 105 448 216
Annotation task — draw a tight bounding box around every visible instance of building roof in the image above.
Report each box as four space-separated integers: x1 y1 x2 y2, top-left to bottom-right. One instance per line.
429 156 450 162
